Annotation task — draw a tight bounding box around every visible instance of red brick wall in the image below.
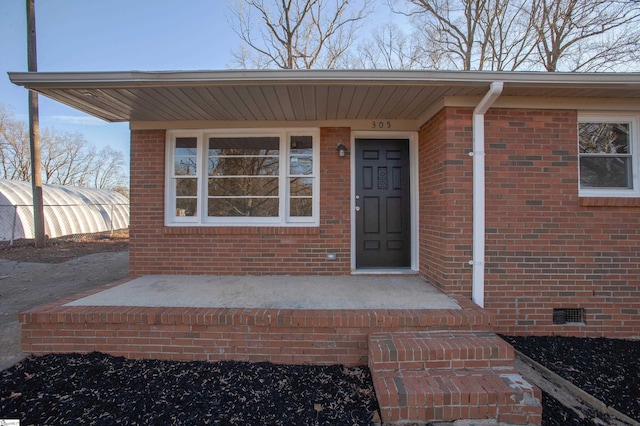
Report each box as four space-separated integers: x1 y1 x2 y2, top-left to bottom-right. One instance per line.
129 128 352 275
129 130 166 275
421 107 640 337
131 114 640 337
418 108 473 295
484 109 640 337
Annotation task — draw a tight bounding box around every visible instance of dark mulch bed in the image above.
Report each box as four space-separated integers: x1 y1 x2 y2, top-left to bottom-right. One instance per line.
541 392 616 426
2 338 638 425
0 352 378 425
502 335 640 423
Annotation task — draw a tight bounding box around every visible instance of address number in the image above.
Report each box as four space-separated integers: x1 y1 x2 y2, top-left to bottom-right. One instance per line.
372 121 392 129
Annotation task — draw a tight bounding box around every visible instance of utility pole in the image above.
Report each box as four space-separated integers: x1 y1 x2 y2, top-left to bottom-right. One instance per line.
27 0 46 248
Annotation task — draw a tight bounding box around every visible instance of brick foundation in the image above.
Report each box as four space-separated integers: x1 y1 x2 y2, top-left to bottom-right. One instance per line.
19 279 491 366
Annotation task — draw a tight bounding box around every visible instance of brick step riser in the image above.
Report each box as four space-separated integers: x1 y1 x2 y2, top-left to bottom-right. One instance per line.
373 371 542 424
368 332 542 424
369 335 515 372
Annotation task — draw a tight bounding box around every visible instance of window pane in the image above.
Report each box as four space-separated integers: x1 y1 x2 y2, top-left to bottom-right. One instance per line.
175 137 197 156
290 156 313 175
209 137 279 155
208 177 279 197
290 177 313 197
208 157 279 176
290 136 313 154
169 131 317 224
290 198 312 217
176 178 197 196
580 157 632 188
176 198 197 217
208 197 279 217
579 123 630 154
175 158 197 176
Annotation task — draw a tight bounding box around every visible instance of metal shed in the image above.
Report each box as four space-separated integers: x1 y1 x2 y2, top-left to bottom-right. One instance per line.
0 179 129 242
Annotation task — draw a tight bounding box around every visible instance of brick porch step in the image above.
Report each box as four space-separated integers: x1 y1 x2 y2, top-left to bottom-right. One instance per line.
370 331 516 372
369 331 542 425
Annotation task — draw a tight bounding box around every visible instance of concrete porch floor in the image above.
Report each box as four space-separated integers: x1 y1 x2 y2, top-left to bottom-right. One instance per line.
20 274 490 367
64 274 461 310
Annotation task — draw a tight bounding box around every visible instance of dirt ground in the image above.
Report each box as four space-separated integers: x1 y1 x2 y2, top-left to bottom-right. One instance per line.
0 231 129 264
0 232 130 365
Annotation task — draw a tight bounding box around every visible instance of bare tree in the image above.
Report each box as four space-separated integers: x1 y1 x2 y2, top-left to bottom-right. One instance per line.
387 0 640 71
530 0 640 72
0 104 128 192
344 22 444 69
483 0 538 70
229 0 373 69
0 105 31 181
393 0 491 70
40 129 94 186
390 0 539 70
92 146 128 191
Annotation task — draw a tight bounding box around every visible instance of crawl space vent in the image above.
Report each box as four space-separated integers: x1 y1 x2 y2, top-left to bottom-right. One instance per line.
553 308 584 324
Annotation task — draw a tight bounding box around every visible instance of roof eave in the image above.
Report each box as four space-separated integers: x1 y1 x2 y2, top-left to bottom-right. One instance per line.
9 69 640 90
8 69 640 124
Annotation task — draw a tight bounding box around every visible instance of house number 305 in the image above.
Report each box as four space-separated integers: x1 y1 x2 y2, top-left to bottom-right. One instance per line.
372 121 391 129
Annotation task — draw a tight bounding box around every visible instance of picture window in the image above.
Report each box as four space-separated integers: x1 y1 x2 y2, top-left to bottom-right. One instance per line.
166 129 319 226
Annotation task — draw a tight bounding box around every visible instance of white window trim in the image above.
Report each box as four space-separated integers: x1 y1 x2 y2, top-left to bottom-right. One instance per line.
578 113 640 198
165 130 202 225
165 128 320 226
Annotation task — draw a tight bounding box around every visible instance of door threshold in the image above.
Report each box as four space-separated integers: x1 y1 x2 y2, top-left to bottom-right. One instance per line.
352 269 419 275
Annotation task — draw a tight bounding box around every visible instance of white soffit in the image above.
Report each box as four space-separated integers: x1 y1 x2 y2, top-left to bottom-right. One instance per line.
8 70 640 124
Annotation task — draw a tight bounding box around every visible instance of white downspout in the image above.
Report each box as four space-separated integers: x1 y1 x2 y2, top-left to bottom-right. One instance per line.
471 81 503 308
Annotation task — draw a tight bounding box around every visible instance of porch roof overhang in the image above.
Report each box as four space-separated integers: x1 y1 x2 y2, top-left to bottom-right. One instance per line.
8 69 640 126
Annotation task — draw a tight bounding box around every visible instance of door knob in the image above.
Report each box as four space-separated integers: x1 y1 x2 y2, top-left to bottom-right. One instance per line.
355 206 360 212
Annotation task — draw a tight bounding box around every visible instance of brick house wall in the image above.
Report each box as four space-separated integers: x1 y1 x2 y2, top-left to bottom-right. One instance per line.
485 108 640 337
129 127 352 275
130 111 639 337
418 108 473 296
420 107 640 338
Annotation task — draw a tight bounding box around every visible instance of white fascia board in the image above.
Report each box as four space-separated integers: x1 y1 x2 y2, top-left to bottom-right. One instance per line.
9 69 640 89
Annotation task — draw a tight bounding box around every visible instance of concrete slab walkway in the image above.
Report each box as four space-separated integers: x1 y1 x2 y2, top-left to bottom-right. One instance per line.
65 274 460 310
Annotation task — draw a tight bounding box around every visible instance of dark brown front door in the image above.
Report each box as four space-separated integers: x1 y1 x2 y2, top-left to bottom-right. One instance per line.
355 139 411 268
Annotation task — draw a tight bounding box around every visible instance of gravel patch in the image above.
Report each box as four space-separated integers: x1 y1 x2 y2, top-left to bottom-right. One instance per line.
0 352 379 425
502 335 640 423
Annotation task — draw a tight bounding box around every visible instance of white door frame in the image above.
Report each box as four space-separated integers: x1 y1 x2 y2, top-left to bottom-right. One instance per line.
350 131 419 273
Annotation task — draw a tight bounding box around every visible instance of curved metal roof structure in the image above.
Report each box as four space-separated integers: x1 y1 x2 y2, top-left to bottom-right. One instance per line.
0 179 129 241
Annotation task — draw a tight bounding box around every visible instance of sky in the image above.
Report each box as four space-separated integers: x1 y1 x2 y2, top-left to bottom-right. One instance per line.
0 0 244 170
